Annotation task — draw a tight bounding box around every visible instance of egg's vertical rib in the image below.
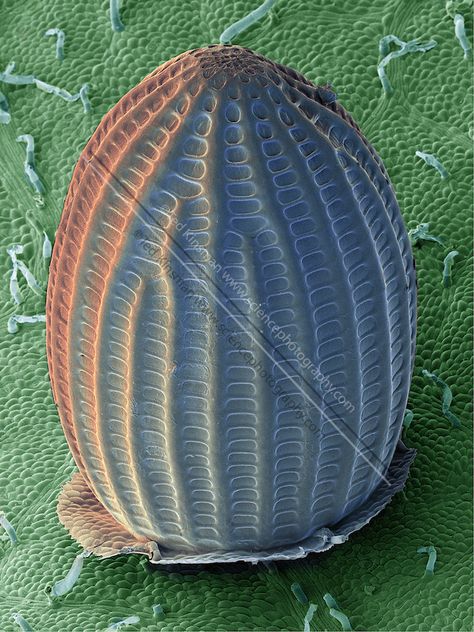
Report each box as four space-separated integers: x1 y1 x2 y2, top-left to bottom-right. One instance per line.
217 87 254 548
127 180 182 544
327 99 417 377
241 85 316 543
128 143 193 545
317 98 416 369
343 140 416 464
46 183 91 483
334 149 410 512
216 81 271 549
137 276 179 538
66 159 126 523
218 227 263 548
162 91 220 549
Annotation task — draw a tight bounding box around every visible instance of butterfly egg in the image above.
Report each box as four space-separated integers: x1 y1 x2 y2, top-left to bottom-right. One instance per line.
47 45 416 564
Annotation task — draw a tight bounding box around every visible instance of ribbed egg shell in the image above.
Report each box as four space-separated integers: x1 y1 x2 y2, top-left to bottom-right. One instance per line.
47 45 416 563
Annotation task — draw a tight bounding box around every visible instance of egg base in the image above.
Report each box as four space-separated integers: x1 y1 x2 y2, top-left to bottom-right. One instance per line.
57 441 415 564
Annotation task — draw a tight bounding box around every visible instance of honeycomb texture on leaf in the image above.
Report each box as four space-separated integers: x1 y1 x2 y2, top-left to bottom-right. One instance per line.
0 0 472 630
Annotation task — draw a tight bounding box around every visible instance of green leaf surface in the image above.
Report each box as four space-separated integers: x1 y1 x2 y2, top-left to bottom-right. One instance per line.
0 0 472 630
